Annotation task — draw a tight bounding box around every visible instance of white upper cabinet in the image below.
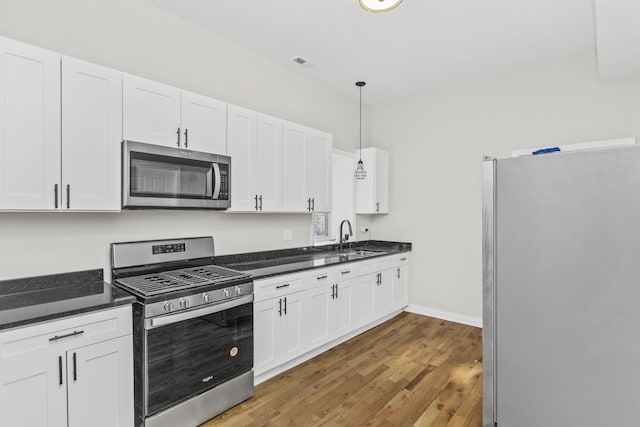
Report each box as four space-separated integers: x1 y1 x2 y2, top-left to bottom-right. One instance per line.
228 108 283 212
227 105 258 211
281 121 308 212
62 57 122 211
180 90 227 153
255 114 282 211
282 122 332 213
356 147 389 214
123 74 227 154
122 74 181 148
306 129 332 212
0 37 61 210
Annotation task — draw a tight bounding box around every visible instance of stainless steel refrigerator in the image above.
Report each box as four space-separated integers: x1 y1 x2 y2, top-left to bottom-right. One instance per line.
483 145 640 427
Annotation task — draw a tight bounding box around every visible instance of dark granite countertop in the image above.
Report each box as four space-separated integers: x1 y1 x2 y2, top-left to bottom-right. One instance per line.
0 269 136 331
214 240 411 280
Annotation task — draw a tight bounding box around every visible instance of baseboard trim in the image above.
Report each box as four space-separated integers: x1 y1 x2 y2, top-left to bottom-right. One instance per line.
406 304 482 328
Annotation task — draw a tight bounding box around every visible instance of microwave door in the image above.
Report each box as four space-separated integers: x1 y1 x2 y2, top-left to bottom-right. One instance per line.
212 163 221 199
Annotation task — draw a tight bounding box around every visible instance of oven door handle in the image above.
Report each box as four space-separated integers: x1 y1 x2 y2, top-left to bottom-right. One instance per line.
145 294 253 329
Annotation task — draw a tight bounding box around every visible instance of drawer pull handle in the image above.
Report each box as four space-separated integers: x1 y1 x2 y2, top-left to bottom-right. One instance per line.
317 275 328 280
276 284 290 289
341 270 351 275
49 330 84 342
400 257 408 261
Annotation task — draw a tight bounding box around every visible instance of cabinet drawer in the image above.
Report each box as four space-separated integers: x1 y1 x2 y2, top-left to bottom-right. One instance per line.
254 274 304 302
0 305 132 363
393 254 410 266
308 268 336 288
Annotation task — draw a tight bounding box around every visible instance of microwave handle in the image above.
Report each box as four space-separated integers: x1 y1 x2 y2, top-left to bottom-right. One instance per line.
212 163 221 199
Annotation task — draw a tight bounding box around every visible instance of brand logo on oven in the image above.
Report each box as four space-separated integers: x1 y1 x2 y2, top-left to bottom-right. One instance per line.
202 375 214 383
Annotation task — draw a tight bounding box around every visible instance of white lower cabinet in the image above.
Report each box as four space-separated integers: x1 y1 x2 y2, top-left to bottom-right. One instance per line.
254 290 305 376
0 305 134 427
306 280 353 349
254 254 411 382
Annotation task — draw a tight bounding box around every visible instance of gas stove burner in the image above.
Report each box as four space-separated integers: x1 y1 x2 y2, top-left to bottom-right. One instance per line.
115 265 250 298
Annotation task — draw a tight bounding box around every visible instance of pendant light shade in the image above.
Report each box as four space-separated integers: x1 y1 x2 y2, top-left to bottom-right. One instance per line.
354 81 367 180
359 0 403 13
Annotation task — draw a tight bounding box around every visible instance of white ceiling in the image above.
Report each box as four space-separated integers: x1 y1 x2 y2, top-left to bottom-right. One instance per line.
146 0 608 107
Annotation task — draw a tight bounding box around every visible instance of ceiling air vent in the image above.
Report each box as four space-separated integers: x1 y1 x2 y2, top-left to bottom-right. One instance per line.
291 56 317 69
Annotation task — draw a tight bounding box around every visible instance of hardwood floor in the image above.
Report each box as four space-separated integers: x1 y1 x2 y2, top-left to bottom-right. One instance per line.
201 312 483 427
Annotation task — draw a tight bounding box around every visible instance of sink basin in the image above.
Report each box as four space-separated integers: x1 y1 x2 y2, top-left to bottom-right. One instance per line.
339 249 382 258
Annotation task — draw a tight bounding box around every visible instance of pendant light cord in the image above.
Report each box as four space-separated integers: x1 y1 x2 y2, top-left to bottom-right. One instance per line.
359 84 362 161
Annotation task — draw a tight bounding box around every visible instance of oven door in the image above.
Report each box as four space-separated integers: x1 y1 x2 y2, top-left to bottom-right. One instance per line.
143 294 253 417
122 140 230 209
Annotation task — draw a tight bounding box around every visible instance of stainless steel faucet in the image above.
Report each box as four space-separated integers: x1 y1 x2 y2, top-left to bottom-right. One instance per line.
339 219 353 251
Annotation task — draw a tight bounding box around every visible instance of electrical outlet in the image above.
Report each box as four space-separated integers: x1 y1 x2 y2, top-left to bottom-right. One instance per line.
283 229 293 241
360 226 369 233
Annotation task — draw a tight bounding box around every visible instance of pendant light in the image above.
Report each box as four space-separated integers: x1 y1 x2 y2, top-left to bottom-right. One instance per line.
359 0 403 13
354 81 367 180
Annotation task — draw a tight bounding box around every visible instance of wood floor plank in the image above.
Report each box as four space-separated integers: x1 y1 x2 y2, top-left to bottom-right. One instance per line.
200 312 482 427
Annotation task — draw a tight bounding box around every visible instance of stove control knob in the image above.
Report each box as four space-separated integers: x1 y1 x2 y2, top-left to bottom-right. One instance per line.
163 302 175 313
179 298 189 309
235 286 243 296
202 293 211 304
223 288 231 298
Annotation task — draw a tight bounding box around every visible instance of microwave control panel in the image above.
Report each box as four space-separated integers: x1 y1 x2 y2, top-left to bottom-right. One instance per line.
218 164 229 200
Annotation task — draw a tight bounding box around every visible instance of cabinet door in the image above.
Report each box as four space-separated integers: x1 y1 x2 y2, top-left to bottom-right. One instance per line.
61 57 122 211
227 105 258 211
306 129 332 212
180 90 227 154
374 270 395 317
0 38 60 210
122 74 180 147
351 274 376 329
280 292 305 360
0 352 67 427
256 114 282 211
392 264 409 310
281 121 308 212
375 149 389 213
254 299 280 375
332 281 353 337
306 285 332 348
66 335 134 427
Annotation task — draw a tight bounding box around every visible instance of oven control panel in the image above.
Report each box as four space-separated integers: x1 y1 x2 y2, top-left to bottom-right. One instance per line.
144 281 254 318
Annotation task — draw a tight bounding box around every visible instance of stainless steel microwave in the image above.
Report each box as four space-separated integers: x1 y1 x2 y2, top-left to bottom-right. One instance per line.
122 140 231 209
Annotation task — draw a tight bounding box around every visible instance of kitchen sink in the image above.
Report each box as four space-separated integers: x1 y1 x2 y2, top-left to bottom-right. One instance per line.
338 249 383 258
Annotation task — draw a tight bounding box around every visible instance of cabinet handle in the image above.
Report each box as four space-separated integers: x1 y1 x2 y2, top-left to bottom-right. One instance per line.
341 270 351 275
176 127 181 147
335 284 339 299
284 297 287 315
72 352 77 381
259 195 263 211
307 198 311 211
316 275 328 280
377 272 381 286
311 198 315 211
54 184 58 208
184 128 188 148
331 284 335 299
254 194 259 211
376 202 380 212
397 268 401 279
400 257 407 261
276 283 290 289
58 356 63 385
278 298 282 316
49 330 84 341
66 184 70 209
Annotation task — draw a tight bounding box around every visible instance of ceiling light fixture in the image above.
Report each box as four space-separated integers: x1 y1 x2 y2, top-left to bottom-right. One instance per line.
354 81 367 180
359 0 403 13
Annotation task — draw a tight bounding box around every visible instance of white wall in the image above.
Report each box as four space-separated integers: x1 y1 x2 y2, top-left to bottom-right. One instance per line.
0 0 362 281
363 55 640 322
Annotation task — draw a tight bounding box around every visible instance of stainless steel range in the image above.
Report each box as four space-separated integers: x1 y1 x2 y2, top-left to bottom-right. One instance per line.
111 237 254 427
